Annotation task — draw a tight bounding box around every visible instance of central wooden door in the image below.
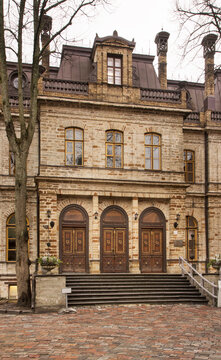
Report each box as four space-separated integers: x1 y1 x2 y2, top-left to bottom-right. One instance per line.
140 229 163 273
62 228 86 272
102 228 127 273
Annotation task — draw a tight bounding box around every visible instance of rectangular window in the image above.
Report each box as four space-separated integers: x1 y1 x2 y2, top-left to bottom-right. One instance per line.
144 133 161 170
184 150 195 183
65 128 83 166
106 130 123 168
107 56 122 85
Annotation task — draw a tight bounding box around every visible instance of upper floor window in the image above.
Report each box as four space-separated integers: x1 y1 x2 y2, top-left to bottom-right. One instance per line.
186 216 198 261
184 150 195 183
65 128 83 166
6 214 29 262
145 133 161 170
9 151 15 175
106 130 123 168
107 56 122 85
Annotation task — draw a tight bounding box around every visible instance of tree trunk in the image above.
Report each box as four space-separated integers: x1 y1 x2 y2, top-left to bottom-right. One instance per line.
15 151 31 307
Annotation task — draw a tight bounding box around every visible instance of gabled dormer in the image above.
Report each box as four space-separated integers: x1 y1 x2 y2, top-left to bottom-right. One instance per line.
91 31 135 87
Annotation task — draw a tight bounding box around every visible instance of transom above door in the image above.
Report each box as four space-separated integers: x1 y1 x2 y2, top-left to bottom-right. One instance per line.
101 206 128 273
60 205 89 273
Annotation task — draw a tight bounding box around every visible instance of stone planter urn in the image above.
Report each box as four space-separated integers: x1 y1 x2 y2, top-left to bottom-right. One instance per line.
212 261 221 279
41 264 56 274
38 255 61 274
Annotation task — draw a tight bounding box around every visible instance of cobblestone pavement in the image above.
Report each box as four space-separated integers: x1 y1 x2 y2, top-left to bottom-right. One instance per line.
0 304 220 359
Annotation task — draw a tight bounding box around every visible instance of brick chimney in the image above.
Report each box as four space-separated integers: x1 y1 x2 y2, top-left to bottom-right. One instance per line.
41 15 52 77
201 33 218 110
155 31 170 89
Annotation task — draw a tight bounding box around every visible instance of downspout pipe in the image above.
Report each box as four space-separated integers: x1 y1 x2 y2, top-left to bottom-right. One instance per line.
205 130 209 273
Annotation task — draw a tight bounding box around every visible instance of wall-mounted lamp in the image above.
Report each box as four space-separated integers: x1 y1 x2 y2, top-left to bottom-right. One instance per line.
174 214 180 228
47 210 51 218
94 211 98 220
134 212 138 220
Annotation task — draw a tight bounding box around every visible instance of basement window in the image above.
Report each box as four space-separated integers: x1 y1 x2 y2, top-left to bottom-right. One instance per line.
8 285 17 301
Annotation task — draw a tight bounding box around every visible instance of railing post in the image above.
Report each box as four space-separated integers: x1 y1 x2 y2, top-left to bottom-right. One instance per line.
200 277 205 296
218 280 221 308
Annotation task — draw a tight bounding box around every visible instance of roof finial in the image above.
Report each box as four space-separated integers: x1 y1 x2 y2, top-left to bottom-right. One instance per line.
113 30 118 37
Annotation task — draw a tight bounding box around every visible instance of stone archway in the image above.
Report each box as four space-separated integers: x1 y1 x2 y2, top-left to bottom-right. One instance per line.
100 206 129 273
59 204 89 273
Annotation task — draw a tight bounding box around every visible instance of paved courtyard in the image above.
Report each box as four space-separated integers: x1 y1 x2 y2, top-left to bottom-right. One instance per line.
0 304 220 359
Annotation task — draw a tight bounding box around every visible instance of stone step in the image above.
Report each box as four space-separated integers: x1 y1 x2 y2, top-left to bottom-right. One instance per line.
66 273 209 306
68 291 201 299
68 285 196 291
69 288 200 294
68 297 208 306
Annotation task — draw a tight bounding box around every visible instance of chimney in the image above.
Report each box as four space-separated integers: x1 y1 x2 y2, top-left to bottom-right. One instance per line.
201 33 217 110
155 31 170 89
41 15 52 77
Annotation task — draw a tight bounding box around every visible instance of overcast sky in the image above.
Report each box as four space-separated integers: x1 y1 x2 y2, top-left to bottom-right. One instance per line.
66 0 208 83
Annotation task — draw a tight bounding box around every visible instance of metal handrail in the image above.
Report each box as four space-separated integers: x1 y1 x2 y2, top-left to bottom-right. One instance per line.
179 256 218 306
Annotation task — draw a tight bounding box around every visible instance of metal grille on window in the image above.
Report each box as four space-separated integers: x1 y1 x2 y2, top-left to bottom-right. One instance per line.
65 128 83 166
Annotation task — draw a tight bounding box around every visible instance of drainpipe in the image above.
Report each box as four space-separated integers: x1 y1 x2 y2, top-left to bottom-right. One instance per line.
201 34 217 272
205 131 209 273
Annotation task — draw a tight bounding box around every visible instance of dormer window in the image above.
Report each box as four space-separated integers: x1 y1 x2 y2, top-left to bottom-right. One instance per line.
107 55 122 85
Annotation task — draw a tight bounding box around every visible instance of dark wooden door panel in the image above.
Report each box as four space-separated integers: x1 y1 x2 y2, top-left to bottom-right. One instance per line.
140 229 163 273
62 228 86 272
102 228 127 273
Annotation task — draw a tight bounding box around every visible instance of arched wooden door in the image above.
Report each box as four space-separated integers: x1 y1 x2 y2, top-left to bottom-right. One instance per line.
139 207 166 273
101 206 128 273
59 205 89 273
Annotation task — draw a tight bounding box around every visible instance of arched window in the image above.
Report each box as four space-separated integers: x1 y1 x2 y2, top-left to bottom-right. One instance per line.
65 128 83 166
186 216 198 261
6 214 29 262
184 150 195 183
106 130 123 168
145 133 161 170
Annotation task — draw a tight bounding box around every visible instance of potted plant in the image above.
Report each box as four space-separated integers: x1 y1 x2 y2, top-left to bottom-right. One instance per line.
207 254 221 272
38 255 62 273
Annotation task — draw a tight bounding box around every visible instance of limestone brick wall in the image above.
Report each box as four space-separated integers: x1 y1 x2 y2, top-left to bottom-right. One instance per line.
39 102 185 178
0 191 38 298
35 275 66 310
208 197 221 259
183 130 205 185
208 131 221 185
37 185 196 274
0 120 39 177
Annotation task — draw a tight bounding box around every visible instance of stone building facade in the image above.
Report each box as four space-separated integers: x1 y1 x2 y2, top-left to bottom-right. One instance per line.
0 28 221 299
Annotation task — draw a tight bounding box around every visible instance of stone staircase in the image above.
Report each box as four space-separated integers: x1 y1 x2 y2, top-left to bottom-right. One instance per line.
66 273 208 307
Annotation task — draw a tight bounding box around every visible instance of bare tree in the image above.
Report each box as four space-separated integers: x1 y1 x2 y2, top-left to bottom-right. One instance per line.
0 0 108 307
176 0 221 57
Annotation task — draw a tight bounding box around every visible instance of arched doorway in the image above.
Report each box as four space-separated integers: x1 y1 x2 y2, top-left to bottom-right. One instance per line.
139 207 166 273
59 205 89 273
101 206 128 273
